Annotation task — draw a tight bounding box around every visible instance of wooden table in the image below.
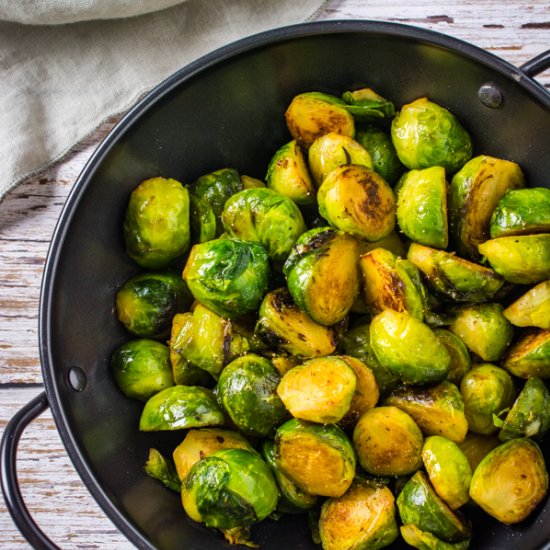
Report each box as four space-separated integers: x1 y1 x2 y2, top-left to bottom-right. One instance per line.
1 1 548 547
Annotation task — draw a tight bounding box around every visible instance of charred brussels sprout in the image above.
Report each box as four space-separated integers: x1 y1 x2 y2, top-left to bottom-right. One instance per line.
391 97 472 174
181 448 278 529
111 338 173 401
123 177 191 268
319 478 399 550
183 238 269 319
283 227 360 326
433 329 471 385
469 438 549 524
341 87 396 120
503 280 550 329
318 164 396 241
503 329 550 378
396 166 448 249
400 524 470 550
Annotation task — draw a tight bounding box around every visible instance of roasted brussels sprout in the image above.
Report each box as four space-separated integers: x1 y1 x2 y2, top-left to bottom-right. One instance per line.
370 309 451 385
144 448 181 492
503 329 550 378
285 91 355 149
183 237 269 319
490 187 550 238
275 418 355 497
241 174 265 189
265 140 316 205
283 227 360 326
217 354 287 438
459 364 516 435
111 338 173 401
391 97 472 174
433 329 472 385
353 405 423 476
181 448 278 529
341 87 396 120
503 280 550 329
221 187 306 262
400 523 470 550
139 385 224 431
123 177 191 268
396 166 448 249
319 478 399 550
469 438 549 524
457 433 500 472
318 164 396 242
359 230 407 257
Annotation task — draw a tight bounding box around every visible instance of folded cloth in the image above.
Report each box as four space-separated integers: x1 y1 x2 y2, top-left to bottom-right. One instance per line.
0 0 327 201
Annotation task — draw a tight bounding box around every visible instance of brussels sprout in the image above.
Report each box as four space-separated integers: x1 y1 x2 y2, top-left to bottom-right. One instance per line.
172 428 256 481
270 354 302 377
217 354 287 438
497 377 550 441
449 155 525 259
285 91 355 149
400 524 470 550
277 356 356 424
139 385 224 431
503 280 550 329
359 230 407 258
318 164 396 242
183 237 269 319
422 436 472 510
385 381 468 443
319 478 399 550
469 438 549 524
341 87 396 120
181 448 278 529
449 303 513 361
478 234 550 285
391 97 472 174
459 364 516 435
221 188 306 262
396 166 449 249
354 125 404 185
123 177 191 268
144 448 181 492
396 471 472 543
457 433 500 472
359 247 426 320
434 329 472 385
283 227 360 326
255 288 341 358
353 406 423 476
275 418 355 497
503 329 550 378
240 174 265 189
308 132 373 186
111 338 173 401
370 309 451 385
265 140 316 205
490 187 550 238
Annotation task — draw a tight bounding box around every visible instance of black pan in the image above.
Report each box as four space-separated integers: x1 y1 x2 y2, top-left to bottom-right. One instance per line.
2 20 550 550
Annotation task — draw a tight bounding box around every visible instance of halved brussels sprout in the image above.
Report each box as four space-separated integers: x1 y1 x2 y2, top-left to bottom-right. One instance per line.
318 164 396 242
270 354 302 377
265 140 316 205
370 309 451 385
221 187 306 262
308 132 373 186
285 91 355 149
391 97 472 174
449 303 514 361
503 329 550 378
283 227 360 326
434 329 472 385
319 478 399 550
341 87 396 120
503 280 550 329
183 237 269 319
469 438 549 524
359 230 407 257
144 448 181 492
478 234 550 285
396 471 472 543
457 433 500 472
396 166 448 249
123 177 191 268
407 243 504 303
490 187 550 238
240 174 265 189
217 354 287 438
459 364 516 435
275 418 355 497
277 356 356 424
255 288 341 358
181 448 278 529
400 524 470 550
353 405 423 476
139 385 224 431
449 155 524 259
111 338 173 401
385 381 468 443
422 436 472 510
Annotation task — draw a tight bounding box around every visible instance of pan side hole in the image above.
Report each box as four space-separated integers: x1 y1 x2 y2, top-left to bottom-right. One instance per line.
68 366 87 392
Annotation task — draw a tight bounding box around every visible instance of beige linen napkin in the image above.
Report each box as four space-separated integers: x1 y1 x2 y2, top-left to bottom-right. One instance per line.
0 0 327 201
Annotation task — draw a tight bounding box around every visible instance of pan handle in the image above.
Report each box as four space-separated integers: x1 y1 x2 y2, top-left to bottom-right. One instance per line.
1 391 60 550
520 49 550 78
